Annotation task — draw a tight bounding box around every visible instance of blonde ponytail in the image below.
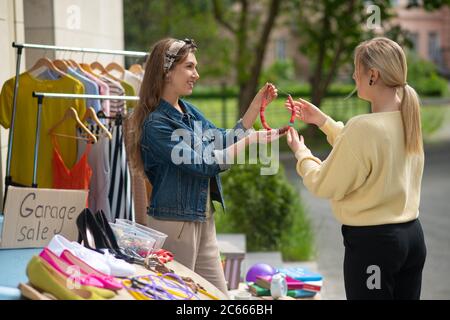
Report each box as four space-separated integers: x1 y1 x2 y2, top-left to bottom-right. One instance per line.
400 84 423 154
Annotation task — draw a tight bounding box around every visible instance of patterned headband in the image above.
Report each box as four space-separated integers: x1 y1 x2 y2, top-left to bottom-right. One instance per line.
163 38 197 73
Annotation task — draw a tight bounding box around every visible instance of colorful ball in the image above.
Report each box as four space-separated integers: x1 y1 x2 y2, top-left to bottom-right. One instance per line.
245 263 276 283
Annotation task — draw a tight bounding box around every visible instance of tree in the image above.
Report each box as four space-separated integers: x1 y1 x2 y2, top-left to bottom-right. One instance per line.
212 0 283 117
290 0 394 108
290 0 448 110
123 0 232 79
285 0 394 138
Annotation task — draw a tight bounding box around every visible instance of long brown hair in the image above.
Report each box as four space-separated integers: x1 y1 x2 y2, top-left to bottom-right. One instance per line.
127 38 197 176
355 37 423 154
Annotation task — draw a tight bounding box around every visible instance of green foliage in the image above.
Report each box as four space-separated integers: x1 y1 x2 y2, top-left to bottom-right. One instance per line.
280 202 315 261
289 1 392 89
215 162 315 261
291 0 386 72
123 0 232 79
211 0 282 85
421 106 447 136
407 53 448 97
261 59 296 84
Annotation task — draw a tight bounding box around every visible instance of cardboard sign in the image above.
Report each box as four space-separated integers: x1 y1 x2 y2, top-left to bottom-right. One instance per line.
0 186 88 248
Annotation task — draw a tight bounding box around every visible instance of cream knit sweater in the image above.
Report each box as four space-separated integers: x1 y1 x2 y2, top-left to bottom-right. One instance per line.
295 111 424 226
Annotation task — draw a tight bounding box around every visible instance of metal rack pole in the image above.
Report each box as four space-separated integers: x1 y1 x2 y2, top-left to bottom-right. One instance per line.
32 95 43 188
30 92 140 186
5 46 23 179
12 42 148 57
32 92 139 101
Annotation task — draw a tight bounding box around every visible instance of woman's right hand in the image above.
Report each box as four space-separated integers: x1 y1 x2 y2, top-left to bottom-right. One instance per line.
286 127 305 154
251 83 278 110
285 98 327 127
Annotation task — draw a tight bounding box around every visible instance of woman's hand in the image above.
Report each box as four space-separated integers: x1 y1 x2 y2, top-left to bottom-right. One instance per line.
248 129 284 145
286 127 306 154
223 129 285 162
251 83 278 109
285 98 327 127
242 83 278 130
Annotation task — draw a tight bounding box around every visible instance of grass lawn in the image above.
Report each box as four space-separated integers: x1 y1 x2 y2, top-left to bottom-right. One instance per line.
186 96 449 139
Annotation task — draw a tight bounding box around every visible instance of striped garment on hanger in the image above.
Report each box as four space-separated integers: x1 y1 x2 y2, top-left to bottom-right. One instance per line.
107 123 134 221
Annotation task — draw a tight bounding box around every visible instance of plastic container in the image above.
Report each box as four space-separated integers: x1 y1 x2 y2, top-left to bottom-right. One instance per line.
111 221 149 239
115 219 167 250
109 223 156 258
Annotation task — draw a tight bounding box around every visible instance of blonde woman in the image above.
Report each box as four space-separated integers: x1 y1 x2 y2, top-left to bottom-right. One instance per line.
285 37 426 300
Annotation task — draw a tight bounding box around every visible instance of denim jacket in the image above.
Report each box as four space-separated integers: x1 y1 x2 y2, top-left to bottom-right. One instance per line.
141 98 249 222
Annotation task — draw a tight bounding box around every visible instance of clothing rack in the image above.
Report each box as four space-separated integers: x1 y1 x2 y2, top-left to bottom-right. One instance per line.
4 42 146 201
30 92 139 188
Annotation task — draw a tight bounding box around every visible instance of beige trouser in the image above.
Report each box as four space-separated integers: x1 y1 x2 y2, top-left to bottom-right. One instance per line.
147 215 229 296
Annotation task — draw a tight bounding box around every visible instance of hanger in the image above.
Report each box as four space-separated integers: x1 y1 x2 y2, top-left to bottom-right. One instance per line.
90 61 107 74
106 62 125 78
49 107 97 143
53 59 71 72
96 110 108 118
28 57 66 77
80 63 98 77
129 64 144 75
58 50 72 71
71 60 92 78
91 61 121 82
64 50 78 69
97 110 123 126
68 59 82 70
82 107 112 140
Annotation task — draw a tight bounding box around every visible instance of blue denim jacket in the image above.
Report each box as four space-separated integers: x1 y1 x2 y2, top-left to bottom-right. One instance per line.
141 98 249 222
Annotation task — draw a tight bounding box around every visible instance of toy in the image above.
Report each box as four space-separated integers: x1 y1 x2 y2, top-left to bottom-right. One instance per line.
245 263 276 283
260 87 296 134
270 273 288 299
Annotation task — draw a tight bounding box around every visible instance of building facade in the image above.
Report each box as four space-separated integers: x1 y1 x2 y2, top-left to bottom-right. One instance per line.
264 1 450 79
0 0 124 202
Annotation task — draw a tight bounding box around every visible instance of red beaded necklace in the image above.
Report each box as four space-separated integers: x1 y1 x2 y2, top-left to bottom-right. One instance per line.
260 88 296 134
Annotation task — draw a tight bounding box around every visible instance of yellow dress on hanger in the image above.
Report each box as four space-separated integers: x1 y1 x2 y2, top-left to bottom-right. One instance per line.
0 72 86 188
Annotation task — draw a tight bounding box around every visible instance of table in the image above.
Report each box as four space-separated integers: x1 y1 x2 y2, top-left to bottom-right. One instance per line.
0 248 228 300
0 248 41 299
114 261 228 300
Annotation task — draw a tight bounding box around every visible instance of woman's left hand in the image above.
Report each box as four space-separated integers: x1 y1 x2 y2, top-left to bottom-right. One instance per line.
286 127 306 154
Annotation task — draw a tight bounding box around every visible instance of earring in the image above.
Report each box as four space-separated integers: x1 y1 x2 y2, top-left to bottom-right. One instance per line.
369 79 373 86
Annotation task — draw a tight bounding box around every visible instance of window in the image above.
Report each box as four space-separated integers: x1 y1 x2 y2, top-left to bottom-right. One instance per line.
409 32 419 52
276 38 286 61
428 32 441 64
407 0 421 7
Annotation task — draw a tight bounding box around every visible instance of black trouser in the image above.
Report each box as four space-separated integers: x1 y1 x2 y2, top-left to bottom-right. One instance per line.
341 219 426 300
